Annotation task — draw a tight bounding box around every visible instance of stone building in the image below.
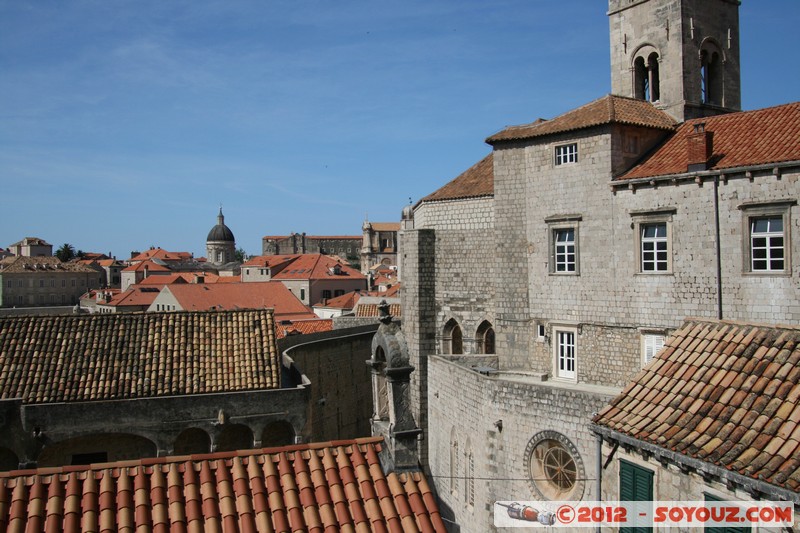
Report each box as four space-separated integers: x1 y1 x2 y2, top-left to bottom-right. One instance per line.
593 319 800 530
206 207 236 265
262 233 362 266
241 253 367 306
0 309 306 470
8 237 53 257
0 255 103 308
399 1 799 531
361 221 399 273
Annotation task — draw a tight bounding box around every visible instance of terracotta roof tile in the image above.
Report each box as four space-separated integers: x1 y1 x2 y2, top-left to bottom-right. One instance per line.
275 319 334 339
419 153 493 203
594 318 800 494
486 94 676 144
159 281 317 320
0 309 281 404
0 439 443 532
620 101 800 179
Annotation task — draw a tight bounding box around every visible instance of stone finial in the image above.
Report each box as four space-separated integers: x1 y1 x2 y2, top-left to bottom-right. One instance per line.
378 300 392 324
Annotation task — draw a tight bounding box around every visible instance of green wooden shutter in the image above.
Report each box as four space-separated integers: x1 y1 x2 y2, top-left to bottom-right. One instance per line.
620 460 654 533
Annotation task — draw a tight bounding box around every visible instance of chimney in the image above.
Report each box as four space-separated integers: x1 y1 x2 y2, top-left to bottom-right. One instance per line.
687 123 713 172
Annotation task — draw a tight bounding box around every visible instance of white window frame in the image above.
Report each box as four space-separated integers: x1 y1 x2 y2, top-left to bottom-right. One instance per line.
631 209 676 275
739 201 794 275
553 227 577 273
641 332 666 366
546 215 581 275
750 217 784 272
554 143 578 166
553 326 577 381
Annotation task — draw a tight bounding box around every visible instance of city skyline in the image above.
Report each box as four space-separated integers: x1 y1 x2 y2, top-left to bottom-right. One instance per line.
2 0 798 259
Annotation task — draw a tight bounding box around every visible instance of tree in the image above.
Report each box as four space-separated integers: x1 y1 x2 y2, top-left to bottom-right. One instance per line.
55 243 76 262
235 247 248 262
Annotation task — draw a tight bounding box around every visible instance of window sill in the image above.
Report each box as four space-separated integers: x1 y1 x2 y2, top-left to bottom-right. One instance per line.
742 270 792 278
549 271 580 276
634 271 674 276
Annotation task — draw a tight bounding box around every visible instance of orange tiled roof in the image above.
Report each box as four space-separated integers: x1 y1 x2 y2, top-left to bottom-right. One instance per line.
487 94 676 144
269 254 365 281
313 290 361 310
0 437 446 532
121 260 171 273
242 255 299 268
593 318 800 493
136 273 189 285
619 101 800 180
102 286 163 308
276 318 334 338
0 309 280 404
163 282 317 320
419 153 494 203
129 248 192 263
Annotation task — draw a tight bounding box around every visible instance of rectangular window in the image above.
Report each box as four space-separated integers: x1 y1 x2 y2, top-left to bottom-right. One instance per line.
322 290 332 299
61 279 66 287
554 327 576 380
642 333 665 365
750 216 784 272
39 280 44 288
641 222 668 272
620 460 654 533
6 280 11 288
300 288 306 300
554 143 578 165
554 228 576 272
740 201 794 274
704 494 749 533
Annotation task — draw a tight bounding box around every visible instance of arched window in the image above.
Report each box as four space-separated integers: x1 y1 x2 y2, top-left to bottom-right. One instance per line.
174 428 211 455
633 48 660 102
261 420 295 448
701 47 722 105
442 319 463 355
476 321 495 354
647 53 660 102
216 424 253 452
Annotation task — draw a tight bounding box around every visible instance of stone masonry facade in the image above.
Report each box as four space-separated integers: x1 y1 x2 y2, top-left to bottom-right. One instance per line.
398 1 798 531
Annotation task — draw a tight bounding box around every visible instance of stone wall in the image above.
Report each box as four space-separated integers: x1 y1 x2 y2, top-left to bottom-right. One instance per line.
428 356 615 533
0 386 308 468
280 325 377 442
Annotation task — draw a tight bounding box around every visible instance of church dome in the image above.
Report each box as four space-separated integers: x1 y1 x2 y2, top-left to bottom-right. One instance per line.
207 208 235 242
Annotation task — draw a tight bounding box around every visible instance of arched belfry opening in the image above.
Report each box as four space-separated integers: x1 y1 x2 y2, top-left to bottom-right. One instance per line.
700 40 724 106
476 320 495 354
632 46 660 103
367 301 421 471
442 318 463 355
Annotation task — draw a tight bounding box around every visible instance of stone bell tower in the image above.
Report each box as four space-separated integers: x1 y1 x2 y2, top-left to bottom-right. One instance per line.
609 0 741 121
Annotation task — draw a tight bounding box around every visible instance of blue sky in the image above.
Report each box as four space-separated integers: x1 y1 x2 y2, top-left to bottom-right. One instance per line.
2 1 798 259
